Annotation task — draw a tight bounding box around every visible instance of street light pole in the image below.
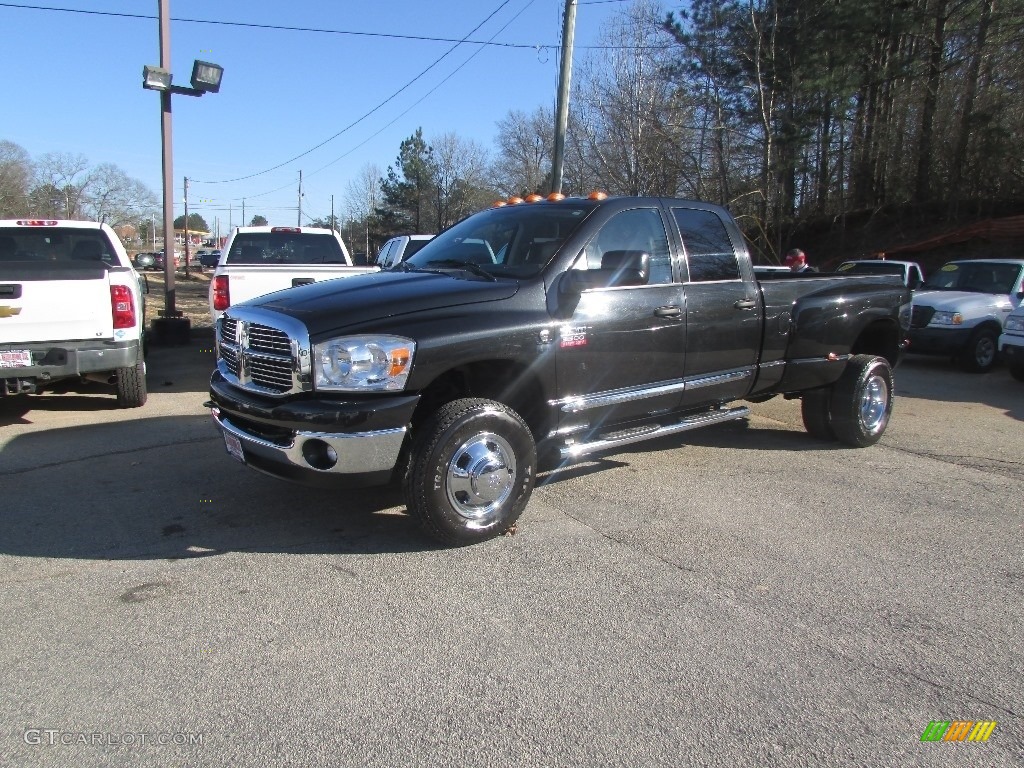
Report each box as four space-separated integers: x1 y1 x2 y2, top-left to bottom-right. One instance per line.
143 0 223 344
154 0 189 343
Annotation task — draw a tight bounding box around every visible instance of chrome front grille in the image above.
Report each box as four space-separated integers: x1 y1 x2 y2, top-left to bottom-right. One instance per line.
216 308 312 397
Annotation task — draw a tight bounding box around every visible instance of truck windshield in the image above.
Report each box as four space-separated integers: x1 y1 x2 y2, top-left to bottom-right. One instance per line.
404 201 598 279
225 232 346 265
0 227 117 267
922 262 1022 294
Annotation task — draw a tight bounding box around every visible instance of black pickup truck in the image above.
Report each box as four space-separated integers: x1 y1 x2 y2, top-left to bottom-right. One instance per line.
208 195 910 545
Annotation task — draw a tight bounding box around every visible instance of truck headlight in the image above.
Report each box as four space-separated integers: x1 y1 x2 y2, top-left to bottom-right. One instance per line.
930 311 963 326
313 335 415 391
1005 316 1024 332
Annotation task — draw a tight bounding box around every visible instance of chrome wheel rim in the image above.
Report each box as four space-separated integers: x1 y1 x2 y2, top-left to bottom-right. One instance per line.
859 374 890 433
445 432 516 523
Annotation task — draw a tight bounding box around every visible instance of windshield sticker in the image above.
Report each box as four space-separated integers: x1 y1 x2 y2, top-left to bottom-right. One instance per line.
941 264 959 271
560 325 588 348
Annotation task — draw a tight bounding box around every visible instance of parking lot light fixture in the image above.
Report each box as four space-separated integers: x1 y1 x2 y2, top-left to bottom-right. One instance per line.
142 65 172 91
191 60 223 93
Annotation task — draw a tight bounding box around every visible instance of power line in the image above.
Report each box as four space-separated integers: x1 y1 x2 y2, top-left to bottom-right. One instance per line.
0 2 550 49
303 0 538 183
190 0 516 185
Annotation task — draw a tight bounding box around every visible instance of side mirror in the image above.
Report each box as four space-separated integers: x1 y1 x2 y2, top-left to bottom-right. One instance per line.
563 250 651 293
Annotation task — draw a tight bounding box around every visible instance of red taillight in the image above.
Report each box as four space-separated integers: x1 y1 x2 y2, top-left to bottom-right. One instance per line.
213 275 230 311
16 219 59 226
110 285 136 328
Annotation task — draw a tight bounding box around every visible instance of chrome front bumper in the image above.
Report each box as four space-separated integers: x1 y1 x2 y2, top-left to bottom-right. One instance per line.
211 406 406 478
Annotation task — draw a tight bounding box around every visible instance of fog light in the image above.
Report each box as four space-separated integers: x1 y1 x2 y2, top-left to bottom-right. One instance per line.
301 439 338 470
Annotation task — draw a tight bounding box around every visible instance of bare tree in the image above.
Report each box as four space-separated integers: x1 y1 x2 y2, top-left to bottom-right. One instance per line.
83 163 158 227
34 152 91 218
430 132 494 229
490 107 553 197
343 162 383 257
572 0 689 197
0 140 33 218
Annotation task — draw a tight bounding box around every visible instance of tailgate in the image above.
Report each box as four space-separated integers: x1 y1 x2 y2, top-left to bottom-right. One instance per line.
224 265 375 305
0 265 113 343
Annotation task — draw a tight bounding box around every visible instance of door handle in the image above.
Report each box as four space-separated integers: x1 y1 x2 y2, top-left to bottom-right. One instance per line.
734 298 756 309
292 277 315 287
654 305 682 318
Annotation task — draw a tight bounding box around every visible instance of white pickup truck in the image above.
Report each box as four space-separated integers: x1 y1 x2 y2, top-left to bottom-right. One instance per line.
908 258 1024 372
0 219 147 407
209 226 377 322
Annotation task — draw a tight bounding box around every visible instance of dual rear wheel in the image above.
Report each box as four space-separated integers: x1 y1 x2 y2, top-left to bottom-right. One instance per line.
801 355 893 447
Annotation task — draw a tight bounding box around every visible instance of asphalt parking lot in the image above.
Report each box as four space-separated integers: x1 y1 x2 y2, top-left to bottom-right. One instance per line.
0 342 1021 767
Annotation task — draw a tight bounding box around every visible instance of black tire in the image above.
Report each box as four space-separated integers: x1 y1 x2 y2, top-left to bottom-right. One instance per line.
115 351 147 408
958 327 999 373
829 355 893 447
403 398 536 546
801 388 836 441
1011 364 1024 383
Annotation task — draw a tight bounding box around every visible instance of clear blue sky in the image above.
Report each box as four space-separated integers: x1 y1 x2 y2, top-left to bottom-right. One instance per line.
0 0 633 231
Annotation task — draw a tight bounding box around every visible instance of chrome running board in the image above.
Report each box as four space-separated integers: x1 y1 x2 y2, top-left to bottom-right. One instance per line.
559 406 750 460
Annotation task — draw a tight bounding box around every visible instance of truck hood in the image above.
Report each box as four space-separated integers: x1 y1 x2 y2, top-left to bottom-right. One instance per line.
913 289 1013 312
247 269 519 336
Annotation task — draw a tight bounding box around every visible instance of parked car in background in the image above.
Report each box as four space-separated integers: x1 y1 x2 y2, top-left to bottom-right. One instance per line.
133 251 158 271
837 259 925 289
374 234 435 269
198 249 221 269
908 259 1024 372
998 304 1024 381
0 219 147 407
153 251 181 270
209 226 377 321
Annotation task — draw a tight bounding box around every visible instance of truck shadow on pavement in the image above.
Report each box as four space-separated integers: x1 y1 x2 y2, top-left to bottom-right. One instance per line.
0 412 823 561
0 414 442 559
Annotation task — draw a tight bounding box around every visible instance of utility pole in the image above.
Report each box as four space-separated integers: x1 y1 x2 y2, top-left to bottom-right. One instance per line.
242 198 246 226
183 176 191 277
330 194 335 231
551 0 577 195
297 170 303 226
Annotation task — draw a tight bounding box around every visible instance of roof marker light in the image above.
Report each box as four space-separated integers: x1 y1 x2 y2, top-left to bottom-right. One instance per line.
588 191 608 200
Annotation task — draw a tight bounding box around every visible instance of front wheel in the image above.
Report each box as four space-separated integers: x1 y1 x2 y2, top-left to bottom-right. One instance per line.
404 398 536 546
829 355 893 447
959 327 998 373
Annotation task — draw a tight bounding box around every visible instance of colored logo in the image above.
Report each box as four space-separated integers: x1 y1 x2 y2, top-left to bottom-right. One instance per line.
0 305 22 318
921 721 997 742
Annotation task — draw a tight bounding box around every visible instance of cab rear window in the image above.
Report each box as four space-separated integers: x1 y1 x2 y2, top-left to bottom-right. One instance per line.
226 232 345 265
0 228 118 267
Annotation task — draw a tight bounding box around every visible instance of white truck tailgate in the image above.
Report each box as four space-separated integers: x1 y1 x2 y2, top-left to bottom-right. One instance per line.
0 275 113 343
225 265 375 306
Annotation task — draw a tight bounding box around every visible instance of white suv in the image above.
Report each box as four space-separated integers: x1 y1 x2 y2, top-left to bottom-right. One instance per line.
907 259 1024 372
999 304 1024 381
